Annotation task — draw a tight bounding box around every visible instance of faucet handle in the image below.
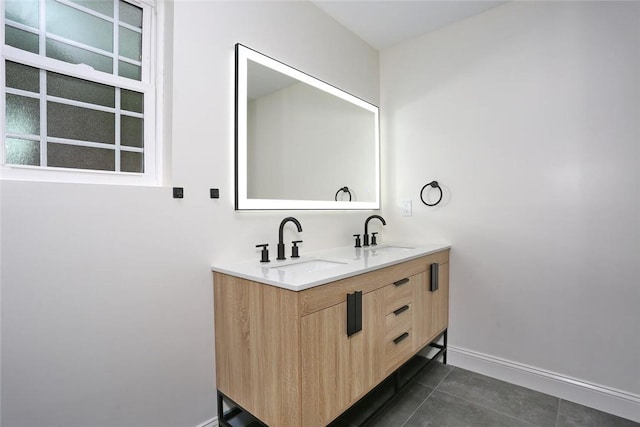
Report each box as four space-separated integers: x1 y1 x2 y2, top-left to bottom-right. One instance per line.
353 234 362 248
256 244 270 263
291 240 303 258
371 232 379 246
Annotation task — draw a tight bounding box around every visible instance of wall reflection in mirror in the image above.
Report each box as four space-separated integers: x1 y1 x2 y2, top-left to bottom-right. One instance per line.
235 44 380 210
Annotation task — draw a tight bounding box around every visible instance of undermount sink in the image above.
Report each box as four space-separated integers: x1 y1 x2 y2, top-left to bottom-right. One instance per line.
270 259 347 274
365 245 415 253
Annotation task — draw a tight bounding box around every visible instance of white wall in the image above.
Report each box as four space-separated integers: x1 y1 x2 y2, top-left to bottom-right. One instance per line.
380 0 640 419
0 2 378 426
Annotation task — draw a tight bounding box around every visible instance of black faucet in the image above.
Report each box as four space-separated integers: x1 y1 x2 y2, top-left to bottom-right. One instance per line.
277 217 303 260
363 214 386 246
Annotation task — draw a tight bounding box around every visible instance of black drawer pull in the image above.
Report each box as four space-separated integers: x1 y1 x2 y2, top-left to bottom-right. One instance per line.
346 291 363 337
430 263 439 292
393 305 410 316
393 278 409 287
393 332 409 345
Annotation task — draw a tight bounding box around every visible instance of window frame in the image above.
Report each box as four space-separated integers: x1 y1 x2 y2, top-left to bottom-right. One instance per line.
0 0 163 186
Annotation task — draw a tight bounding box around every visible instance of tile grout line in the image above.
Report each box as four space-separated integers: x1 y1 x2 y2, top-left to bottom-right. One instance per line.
434 388 543 427
429 365 456 391
555 398 562 427
398 385 437 427
399 365 456 427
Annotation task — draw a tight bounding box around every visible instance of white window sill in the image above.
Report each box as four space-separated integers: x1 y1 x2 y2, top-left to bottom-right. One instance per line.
0 164 160 186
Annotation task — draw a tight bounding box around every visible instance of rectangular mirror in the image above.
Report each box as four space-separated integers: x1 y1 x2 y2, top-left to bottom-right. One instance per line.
235 44 380 210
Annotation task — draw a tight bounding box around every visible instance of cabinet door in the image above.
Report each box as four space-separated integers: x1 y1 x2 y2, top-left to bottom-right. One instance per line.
301 287 385 427
213 274 301 427
412 271 432 350
431 262 449 336
413 263 449 349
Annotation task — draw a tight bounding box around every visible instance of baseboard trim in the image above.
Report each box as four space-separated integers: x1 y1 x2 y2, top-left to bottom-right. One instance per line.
448 346 640 423
195 416 217 427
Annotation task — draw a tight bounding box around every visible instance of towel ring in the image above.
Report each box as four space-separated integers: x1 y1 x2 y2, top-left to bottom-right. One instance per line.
420 181 443 206
335 186 352 201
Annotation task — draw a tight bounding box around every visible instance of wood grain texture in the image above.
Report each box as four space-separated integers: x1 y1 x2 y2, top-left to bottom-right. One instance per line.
385 327 414 373
412 270 432 351
299 255 433 316
413 256 450 350
301 287 385 427
213 273 301 427
430 261 449 340
384 277 415 315
385 303 413 342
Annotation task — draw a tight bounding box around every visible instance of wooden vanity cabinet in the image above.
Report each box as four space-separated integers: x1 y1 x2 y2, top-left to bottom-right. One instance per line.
213 275 302 427
213 249 449 427
412 252 449 351
301 287 385 426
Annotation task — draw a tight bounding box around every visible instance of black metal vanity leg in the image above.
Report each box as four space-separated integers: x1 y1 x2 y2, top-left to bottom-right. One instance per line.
443 329 448 364
217 391 224 424
218 391 234 427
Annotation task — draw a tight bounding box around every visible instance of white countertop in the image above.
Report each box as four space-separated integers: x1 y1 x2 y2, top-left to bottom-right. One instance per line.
211 242 451 291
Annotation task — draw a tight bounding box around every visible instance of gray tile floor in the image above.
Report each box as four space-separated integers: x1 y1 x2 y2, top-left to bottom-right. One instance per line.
333 358 640 427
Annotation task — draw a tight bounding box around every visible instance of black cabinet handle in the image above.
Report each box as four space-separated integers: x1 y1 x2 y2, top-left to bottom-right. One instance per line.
346 291 363 337
354 291 362 334
393 278 409 287
430 263 439 292
393 305 410 316
393 332 409 345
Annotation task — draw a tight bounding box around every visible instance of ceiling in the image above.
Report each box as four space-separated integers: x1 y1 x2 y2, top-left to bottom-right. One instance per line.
312 0 508 50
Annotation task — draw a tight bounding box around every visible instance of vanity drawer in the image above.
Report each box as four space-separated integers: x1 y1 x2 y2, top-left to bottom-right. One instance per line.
385 328 414 372
299 256 431 316
385 303 413 341
384 276 415 314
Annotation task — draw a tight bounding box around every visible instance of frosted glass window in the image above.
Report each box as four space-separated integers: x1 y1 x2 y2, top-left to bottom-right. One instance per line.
5 26 39 53
121 89 143 113
119 26 142 61
6 138 40 166
118 61 141 81
120 1 142 28
48 72 115 108
48 102 115 144
75 0 113 18
2 0 157 180
121 151 143 173
6 95 40 135
46 39 113 74
6 62 40 93
5 0 145 80
4 0 39 28
121 116 143 147
46 0 113 52
48 143 115 171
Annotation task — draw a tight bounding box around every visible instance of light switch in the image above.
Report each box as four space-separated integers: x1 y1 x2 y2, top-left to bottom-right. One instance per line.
401 200 412 216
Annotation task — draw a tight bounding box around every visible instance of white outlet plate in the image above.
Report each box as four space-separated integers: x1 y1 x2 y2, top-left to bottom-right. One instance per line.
401 200 412 216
